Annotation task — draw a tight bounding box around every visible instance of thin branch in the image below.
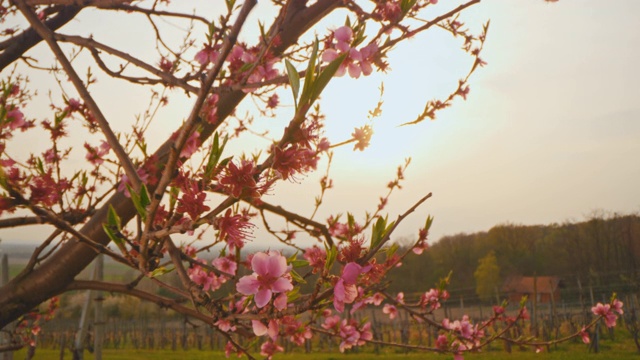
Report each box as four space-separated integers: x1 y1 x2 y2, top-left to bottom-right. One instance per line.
14 0 142 191
142 0 257 266
24 0 131 5
56 33 199 93
361 193 432 264
254 200 335 248
0 5 80 71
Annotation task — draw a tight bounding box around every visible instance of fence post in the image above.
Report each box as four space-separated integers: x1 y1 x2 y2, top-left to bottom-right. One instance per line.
94 254 104 360
1 253 14 360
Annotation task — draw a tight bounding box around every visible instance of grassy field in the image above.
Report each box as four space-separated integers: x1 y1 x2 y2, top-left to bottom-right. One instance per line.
11 340 640 360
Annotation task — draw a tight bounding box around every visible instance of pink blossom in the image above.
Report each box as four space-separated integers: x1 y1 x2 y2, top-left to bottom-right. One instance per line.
591 302 619 328
6 108 25 130
260 340 283 359
334 262 370 312
236 251 293 308
365 292 384 306
215 319 236 332
338 320 372 352
212 256 237 275
252 319 278 340
214 209 253 251
188 265 223 292
612 299 624 315
322 26 379 79
195 45 219 65
274 292 288 311
225 341 243 358
267 93 279 109
159 57 173 72
303 246 326 273
580 327 590 344
180 130 201 158
436 334 448 349
322 315 341 331
352 125 373 151
383 304 397 320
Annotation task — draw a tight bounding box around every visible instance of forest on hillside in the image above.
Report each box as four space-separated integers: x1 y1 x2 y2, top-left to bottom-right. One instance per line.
387 212 640 305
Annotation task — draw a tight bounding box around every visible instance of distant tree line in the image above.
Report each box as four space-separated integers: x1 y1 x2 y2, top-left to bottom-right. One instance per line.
387 212 640 302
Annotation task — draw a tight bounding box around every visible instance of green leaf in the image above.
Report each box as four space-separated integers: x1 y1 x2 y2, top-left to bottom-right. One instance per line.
424 215 434 231
107 204 121 229
325 244 338 271
150 266 174 278
370 216 386 250
299 40 319 106
127 184 147 221
309 53 348 105
140 184 150 207
386 243 399 258
290 259 309 268
102 223 123 246
290 269 306 284
287 287 301 302
205 132 229 179
169 186 179 211
285 59 300 109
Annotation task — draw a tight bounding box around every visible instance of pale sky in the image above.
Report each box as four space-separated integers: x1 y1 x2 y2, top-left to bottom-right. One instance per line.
1 1 639 246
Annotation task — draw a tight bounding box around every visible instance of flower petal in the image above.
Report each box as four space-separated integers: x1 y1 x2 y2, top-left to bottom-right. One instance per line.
255 288 273 308
253 320 268 336
272 277 293 293
236 275 259 295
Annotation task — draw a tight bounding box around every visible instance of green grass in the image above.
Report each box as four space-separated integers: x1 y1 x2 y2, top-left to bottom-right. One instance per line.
11 341 640 360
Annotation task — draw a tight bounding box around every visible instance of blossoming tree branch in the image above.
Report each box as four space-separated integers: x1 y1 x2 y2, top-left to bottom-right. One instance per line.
0 0 620 358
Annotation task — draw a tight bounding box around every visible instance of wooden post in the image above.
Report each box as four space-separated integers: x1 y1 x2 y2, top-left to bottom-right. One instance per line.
532 274 538 337
1 253 14 360
94 254 104 360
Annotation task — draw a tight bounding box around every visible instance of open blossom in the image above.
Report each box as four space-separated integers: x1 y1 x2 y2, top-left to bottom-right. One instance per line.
84 140 111 166
260 340 283 359
252 319 279 340
212 256 237 276
188 265 223 292
236 251 293 308
365 292 384 306
580 327 590 344
383 304 397 320
421 288 448 311
591 300 623 328
436 334 449 350
303 246 326 273
195 44 219 65
338 319 373 353
334 262 371 312
214 209 253 251
352 125 373 151
322 26 378 79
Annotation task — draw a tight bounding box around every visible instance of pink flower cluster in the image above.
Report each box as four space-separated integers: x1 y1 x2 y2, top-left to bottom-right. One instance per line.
214 208 253 251
188 256 236 292
334 262 371 312
591 299 623 328
236 251 293 309
322 314 373 352
322 26 378 79
420 288 449 311
195 43 280 92
83 140 111 166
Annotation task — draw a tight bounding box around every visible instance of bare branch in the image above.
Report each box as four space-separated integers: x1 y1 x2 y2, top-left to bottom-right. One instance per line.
13 0 142 191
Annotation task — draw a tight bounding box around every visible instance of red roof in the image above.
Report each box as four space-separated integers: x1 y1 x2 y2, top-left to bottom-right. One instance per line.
503 276 560 294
